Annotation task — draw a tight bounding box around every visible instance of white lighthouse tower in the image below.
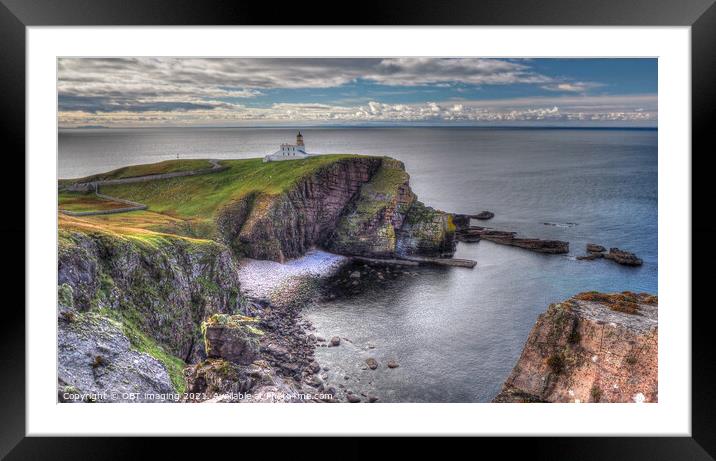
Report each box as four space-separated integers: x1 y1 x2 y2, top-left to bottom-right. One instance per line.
263 131 311 162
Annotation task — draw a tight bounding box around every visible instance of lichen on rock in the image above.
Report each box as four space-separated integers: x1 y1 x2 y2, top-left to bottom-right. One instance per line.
328 158 455 258
201 314 263 365
494 292 658 403
58 311 176 401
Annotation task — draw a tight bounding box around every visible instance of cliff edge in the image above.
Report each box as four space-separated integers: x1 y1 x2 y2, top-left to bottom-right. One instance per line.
493 292 658 403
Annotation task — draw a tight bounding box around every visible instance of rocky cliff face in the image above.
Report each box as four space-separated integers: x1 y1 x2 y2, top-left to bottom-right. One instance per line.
327 158 455 258
58 230 244 364
494 292 658 403
215 157 455 261
57 155 458 402
217 157 382 261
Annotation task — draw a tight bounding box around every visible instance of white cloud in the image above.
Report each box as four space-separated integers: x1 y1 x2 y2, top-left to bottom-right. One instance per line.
58 95 657 127
541 81 605 92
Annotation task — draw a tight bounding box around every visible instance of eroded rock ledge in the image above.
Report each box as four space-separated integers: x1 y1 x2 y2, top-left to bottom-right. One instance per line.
493 292 658 403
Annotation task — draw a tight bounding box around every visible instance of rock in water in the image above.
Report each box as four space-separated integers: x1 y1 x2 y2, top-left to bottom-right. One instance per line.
346 393 361 403
586 243 606 253
576 253 603 261
472 211 495 220
365 358 379 370
330 336 341 347
386 359 399 369
493 292 658 403
202 314 263 365
604 248 643 266
455 226 568 254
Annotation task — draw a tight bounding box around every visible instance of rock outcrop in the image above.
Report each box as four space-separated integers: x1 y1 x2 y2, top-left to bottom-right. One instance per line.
218 157 382 261
456 226 569 254
604 248 643 266
215 157 456 262
201 314 263 365
58 230 244 364
493 292 658 403
58 309 175 402
327 158 456 258
576 244 643 266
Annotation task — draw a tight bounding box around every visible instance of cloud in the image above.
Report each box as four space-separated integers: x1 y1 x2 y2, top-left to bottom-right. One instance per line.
56 58 655 126
58 57 558 115
58 94 657 127
541 81 605 93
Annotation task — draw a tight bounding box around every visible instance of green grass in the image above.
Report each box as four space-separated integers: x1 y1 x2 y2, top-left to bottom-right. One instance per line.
60 159 212 184
59 191 132 212
100 155 365 220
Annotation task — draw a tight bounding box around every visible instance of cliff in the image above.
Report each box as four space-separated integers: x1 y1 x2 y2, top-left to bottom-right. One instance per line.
75 155 456 261
327 158 456 258
493 292 658 403
57 225 246 394
57 155 455 401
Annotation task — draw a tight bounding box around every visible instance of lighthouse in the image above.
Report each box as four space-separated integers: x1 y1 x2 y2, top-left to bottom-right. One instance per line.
263 131 311 162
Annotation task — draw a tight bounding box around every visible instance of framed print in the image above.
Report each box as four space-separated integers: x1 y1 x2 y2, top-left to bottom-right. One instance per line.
4 0 715 456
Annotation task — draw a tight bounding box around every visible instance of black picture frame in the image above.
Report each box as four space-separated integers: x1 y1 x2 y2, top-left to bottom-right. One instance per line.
2 0 713 456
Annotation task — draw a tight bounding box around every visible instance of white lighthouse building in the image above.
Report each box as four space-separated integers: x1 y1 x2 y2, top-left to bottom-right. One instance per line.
263 132 311 162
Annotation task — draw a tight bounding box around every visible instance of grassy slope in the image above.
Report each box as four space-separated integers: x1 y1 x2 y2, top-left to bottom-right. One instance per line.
60 159 212 184
59 191 132 212
95 155 365 232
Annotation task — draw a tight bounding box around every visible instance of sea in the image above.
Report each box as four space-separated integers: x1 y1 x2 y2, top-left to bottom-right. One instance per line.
58 126 658 402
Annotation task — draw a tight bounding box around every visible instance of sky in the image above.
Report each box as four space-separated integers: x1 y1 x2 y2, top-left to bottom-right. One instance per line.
57 58 657 128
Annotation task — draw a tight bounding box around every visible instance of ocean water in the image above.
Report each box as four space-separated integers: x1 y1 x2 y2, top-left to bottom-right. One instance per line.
58 126 657 402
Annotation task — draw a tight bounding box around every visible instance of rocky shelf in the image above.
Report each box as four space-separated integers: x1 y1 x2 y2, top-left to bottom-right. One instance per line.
576 244 643 266
456 225 569 254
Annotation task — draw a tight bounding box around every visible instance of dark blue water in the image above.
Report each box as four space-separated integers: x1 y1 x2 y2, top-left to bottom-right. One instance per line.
58 127 657 402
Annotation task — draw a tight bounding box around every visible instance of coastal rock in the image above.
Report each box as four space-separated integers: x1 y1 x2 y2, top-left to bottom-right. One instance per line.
58 229 243 363
604 248 643 266
183 358 255 400
576 253 603 261
202 314 263 365
458 226 568 254
493 292 658 403
451 214 471 232
386 359 399 369
58 311 176 402
215 156 456 262
346 393 361 403
586 243 606 253
396 201 457 258
219 157 382 262
472 211 495 220
365 358 379 370
330 336 341 347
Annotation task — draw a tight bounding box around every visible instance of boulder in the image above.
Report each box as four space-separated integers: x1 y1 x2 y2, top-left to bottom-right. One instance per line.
386 359 400 369
365 358 379 370
586 243 606 253
201 314 263 365
604 248 643 266
493 292 658 403
330 336 341 347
